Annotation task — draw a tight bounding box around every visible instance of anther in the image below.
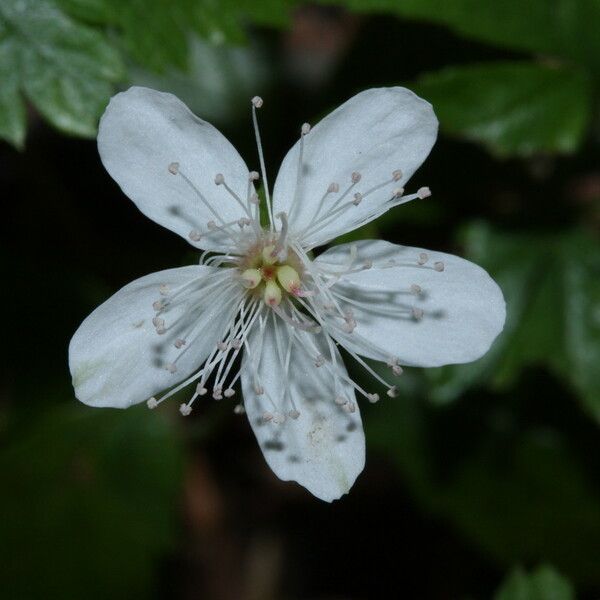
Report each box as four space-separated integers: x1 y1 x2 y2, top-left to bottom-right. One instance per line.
352 192 363 206
147 397 158 409
393 188 405 198
393 365 403 376
152 317 164 328
214 173 225 185
217 341 228 351
179 403 192 416
159 284 170 296
196 383 207 395
334 396 347 406
315 354 326 367
249 171 260 181
417 186 431 199
351 171 362 183
276 265 301 295
301 122 311 135
362 260 373 270
224 389 236 398
264 281 282 307
213 387 223 400
327 182 340 193
344 402 356 413
434 261 445 272
188 229 202 242
273 412 286 424
207 220 217 230
251 96 263 108
234 404 245 415
249 193 260 205
418 252 429 265
367 393 379 404
174 338 186 349
387 386 398 398
410 284 422 295
231 339 242 350
166 362 177 373
288 410 300 420
241 268 261 289
412 308 424 321
392 169 403 181
153 300 165 311
262 411 273 422
254 384 265 395
168 162 179 175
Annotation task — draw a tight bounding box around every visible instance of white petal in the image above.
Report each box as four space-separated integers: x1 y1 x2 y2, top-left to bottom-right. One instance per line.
241 314 365 502
69 266 239 408
315 240 506 367
98 86 253 253
273 87 437 248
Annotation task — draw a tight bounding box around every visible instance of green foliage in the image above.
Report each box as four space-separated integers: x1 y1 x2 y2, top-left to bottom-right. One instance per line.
495 565 575 600
0 403 183 599
412 62 592 157
322 0 600 156
0 0 295 147
0 0 124 145
57 0 295 71
329 0 600 72
426 222 600 423
366 392 600 586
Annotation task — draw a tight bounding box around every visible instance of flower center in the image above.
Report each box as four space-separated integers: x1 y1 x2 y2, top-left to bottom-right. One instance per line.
239 238 304 306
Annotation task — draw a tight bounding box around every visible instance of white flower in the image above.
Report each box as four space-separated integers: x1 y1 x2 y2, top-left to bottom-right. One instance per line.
69 86 505 502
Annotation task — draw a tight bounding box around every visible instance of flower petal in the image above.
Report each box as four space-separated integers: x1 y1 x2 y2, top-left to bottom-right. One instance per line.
241 313 365 502
273 87 437 248
315 240 506 367
69 266 239 408
98 86 253 253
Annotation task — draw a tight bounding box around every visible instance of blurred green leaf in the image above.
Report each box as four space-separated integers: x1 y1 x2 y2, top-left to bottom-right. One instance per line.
495 565 575 600
0 0 124 146
367 394 600 585
0 36 26 148
329 0 600 73
0 403 183 599
412 62 591 157
427 223 600 423
130 36 270 124
59 0 295 72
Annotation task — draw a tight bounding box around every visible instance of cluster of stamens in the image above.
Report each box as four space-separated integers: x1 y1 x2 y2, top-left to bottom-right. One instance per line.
144 95 444 421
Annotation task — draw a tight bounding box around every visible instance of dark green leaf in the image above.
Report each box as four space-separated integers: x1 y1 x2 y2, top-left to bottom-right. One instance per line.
326 0 600 73
412 62 592 157
367 394 600 585
0 404 183 599
495 565 575 600
0 37 26 148
58 0 296 72
426 223 600 423
0 0 125 141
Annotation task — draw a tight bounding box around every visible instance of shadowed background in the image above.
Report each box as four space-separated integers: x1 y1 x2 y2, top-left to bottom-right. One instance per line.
1 1 600 599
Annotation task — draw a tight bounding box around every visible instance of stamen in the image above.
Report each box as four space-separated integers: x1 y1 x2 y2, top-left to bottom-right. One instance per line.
434 261 445 272
417 186 431 199
251 96 273 230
